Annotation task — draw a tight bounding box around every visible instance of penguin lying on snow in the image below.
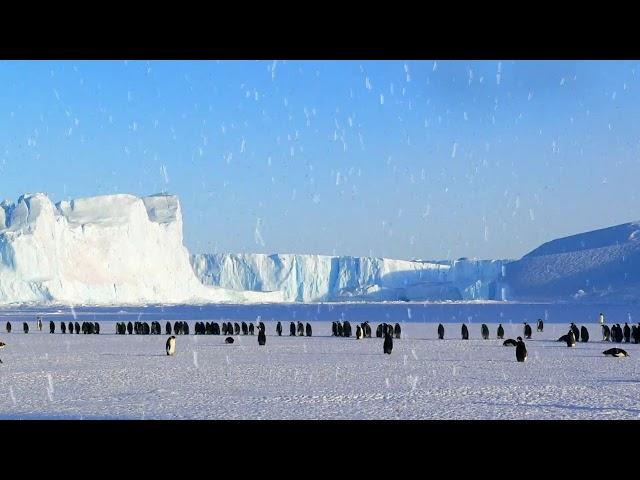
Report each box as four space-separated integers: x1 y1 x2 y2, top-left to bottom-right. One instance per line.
437 323 444 340
603 348 629 357
166 336 176 356
383 332 393 354
503 338 518 347
225 337 235 344
515 337 527 362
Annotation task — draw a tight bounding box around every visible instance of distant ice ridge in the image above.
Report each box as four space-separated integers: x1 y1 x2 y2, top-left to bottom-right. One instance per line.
0 193 283 305
190 253 509 302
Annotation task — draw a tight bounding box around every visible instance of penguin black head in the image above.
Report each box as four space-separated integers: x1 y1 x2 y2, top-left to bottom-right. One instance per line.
517 336 523 341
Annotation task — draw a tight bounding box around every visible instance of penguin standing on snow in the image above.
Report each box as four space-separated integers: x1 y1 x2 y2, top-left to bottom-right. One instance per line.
331 322 337 336
515 337 527 362
5 322 10 333
60 322 66 334
566 330 576 347
570 323 580 342
497 324 504 339
438 323 445 340
580 326 589 342
305 323 312 337
166 336 176 356
276 321 282 336
23 322 29 334
356 325 363 339
376 324 383 338
537 319 544 332
481 324 489 340
461 324 469 340
394 323 401 339
49 321 55 334
165 321 172 335
290 322 296 336
297 322 304 336
599 313 605 325
523 323 532 339
632 325 639 344
603 348 629 357
258 328 266 346
37 317 43 332
624 323 631 343
602 324 611 341
383 332 393 354
249 323 255 335
0 341 5 363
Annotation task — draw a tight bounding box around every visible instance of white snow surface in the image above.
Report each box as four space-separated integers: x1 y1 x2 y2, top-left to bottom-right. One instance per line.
191 253 508 302
0 193 283 305
0 321 638 419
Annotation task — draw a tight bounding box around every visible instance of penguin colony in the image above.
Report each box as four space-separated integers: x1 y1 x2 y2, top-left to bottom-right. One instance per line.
0 313 634 363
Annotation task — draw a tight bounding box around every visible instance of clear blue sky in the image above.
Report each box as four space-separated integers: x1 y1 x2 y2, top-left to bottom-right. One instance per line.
0 60 638 260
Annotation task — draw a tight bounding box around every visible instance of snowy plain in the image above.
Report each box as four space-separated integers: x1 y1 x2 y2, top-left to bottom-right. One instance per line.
1 319 639 419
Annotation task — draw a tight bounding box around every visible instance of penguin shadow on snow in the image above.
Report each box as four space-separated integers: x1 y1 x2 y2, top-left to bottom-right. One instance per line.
100 352 167 357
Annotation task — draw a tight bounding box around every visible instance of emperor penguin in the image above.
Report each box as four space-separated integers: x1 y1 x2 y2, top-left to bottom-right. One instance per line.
603 347 629 357
602 324 611 341
523 322 532 339
437 323 445 340
37 317 43 332
537 319 544 332
461 324 469 340
624 323 631 343
5 322 11 333
0 340 5 363
394 323 401 339
23 322 29 334
60 322 66 334
497 324 504 339
290 322 296 336
503 338 518 347
515 337 527 362
276 321 282 336
599 313 605 325
356 325 363 339
249 323 255 335
566 330 576 347
49 321 55 334
481 324 489 340
305 323 312 337
376 324 383 338
580 326 589 342
570 323 580 342
258 328 266 346
166 336 176 356
165 321 172 335
383 332 393 354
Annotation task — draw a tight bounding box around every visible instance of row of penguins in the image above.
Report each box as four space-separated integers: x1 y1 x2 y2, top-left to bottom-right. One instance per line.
2 313 631 362
5 320 100 335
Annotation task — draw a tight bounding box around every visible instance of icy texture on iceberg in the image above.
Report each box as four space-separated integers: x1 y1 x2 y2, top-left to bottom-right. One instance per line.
0 193 283 305
190 253 508 302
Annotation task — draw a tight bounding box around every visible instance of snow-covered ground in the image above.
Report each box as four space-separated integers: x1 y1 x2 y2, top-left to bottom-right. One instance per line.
0 321 638 419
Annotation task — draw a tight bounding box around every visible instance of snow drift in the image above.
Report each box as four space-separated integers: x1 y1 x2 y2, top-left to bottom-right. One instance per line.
0 193 283 305
505 221 640 301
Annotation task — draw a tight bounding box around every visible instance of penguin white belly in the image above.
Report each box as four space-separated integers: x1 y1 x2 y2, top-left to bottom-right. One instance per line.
166 338 176 356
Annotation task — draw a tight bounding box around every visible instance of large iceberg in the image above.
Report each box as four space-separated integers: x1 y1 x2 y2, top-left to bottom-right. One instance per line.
190 253 508 302
0 193 283 305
